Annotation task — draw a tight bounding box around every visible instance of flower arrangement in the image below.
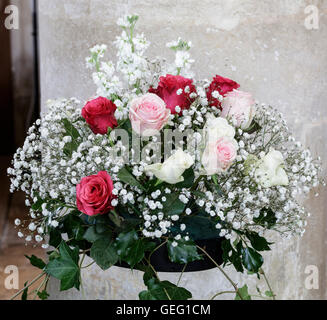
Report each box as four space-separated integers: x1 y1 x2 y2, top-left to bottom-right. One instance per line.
8 15 323 300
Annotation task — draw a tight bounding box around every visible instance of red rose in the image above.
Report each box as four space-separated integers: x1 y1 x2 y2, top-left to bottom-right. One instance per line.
82 97 118 135
206 75 240 108
76 171 117 216
149 74 197 115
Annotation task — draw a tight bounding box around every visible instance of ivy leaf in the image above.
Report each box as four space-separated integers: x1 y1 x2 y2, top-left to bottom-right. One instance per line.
117 167 145 191
162 193 186 216
45 241 80 291
115 230 139 258
25 255 46 270
175 168 195 188
245 232 272 251
90 238 118 271
241 247 263 273
22 281 28 300
63 214 86 241
37 290 50 300
253 208 277 229
49 228 62 248
243 120 262 134
221 239 244 273
178 214 221 240
139 279 192 300
167 239 202 264
62 118 81 157
83 226 111 243
124 239 147 268
265 290 274 298
235 284 251 300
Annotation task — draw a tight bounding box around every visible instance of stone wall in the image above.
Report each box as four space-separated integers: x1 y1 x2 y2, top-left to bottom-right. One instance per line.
38 0 327 299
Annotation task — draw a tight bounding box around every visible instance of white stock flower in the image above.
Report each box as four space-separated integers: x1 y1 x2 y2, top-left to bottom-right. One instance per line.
255 149 289 188
145 149 194 184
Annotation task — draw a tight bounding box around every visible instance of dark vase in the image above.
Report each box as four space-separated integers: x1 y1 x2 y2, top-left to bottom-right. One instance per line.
116 237 224 272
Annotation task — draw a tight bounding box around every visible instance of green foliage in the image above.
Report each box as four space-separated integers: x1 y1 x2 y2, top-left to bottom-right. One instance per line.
265 290 274 297
241 247 264 273
22 281 28 300
62 118 81 157
162 193 186 216
25 255 46 270
253 208 277 229
63 213 86 241
243 120 262 135
139 278 192 300
167 239 202 264
245 231 272 251
83 225 111 243
45 241 80 291
235 284 251 300
117 166 145 191
90 238 118 271
221 239 244 273
175 168 195 188
178 214 221 240
37 290 50 300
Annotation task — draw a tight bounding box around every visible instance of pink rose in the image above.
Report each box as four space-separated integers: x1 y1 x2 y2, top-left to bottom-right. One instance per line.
206 75 240 108
202 137 238 175
129 93 171 136
82 97 118 135
221 90 256 130
149 74 197 115
76 171 117 216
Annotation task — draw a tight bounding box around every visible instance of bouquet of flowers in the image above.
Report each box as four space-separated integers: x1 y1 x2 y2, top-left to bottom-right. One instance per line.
8 15 323 300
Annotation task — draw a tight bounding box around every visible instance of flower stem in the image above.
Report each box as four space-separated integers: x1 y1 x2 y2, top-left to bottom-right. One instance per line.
196 245 244 300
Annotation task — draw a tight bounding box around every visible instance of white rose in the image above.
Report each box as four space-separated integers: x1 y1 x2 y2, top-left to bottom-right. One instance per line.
204 115 236 144
221 90 256 130
145 149 194 184
255 149 289 188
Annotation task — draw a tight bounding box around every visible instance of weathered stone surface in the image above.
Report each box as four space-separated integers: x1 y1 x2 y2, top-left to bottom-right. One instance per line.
39 0 327 300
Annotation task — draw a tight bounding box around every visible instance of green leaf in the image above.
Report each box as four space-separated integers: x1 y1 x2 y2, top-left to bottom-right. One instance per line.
139 279 192 300
235 284 251 300
83 226 111 243
62 118 81 157
118 167 145 191
115 230 139 257
124 239 147 268
25 255 46 270
178 215 221 240
45 241 80 291
37 290 50 300
90 238 118 271
243 120 262 134
253 208 277 229
265 290 274 297
22 281 28 300
162 193 186 216
49 228 62 248
167 239 202 264
64 214 86 241
221 239 244 273
241 247 263 273
175 168 195 188
245 232 272 251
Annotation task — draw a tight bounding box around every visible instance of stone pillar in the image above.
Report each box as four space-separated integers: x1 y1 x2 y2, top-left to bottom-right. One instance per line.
39 0 327 299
